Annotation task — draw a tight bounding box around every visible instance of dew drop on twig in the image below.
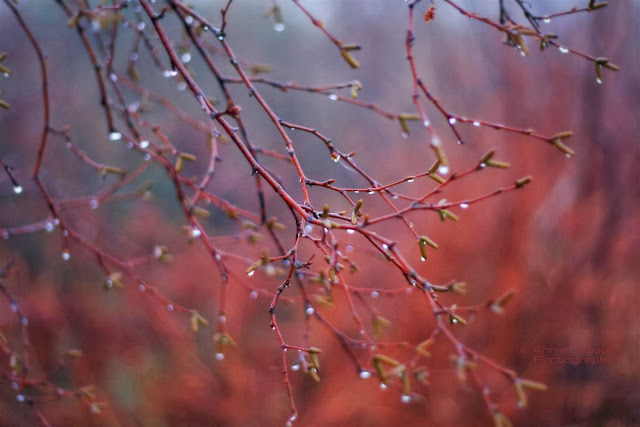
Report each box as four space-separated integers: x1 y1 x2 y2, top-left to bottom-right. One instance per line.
460 203 469 209
13 185 22 195
558 46 569 54
328 93 338 101
61 250 71 261
448 117 457 125
109 131 122 141
359 370 372 379
274 23 285 32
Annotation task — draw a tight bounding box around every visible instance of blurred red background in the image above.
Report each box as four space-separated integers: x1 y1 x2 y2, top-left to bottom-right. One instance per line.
1 1 638 426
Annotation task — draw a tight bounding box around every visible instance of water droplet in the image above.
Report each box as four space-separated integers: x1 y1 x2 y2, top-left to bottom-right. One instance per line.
520 50 526 57
109 73 117 82
473 121 481 127
169 70 178 77
109 131 122 141
479 163 487 168
368 191 375 195
347 229 355 234
3 73 9 78
543 18 551 24
218 315 227 324
167 304 174 312
185 16 194 25
143 153 151 161
305 307 315 315
291 363 300 371
137 21 146 31
191 228 201 238
16 394 25 402
407 178 415 183
596 78 602 84
217 34 225 41
139 140 150 149
346 244 354 253
380 383 387 390
11 381 19 390
13 185 22 194
391 195 398 200
21 317 28 326
181 52 192 64
451 317 458 324
61 250 71 261
559 46 569 54
448 117 457 125
460 203 469 209
457 140 463 145
10 303 17 312
129 52 138 61
89 198 99 210
332 154 341 162
423 120 430 127
62 229 69 237
359 370 372 379
304 224 313 233
420 256 426 262
370 291 379 298
381 244 389 251
45 221 54 232
248 270 255 277
274 22 285 32
138 283 146 292
215 352 225 360
328 93 338 101
401 132 409 139
438 165 449 175
249 290 258 299
401 394 411 403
